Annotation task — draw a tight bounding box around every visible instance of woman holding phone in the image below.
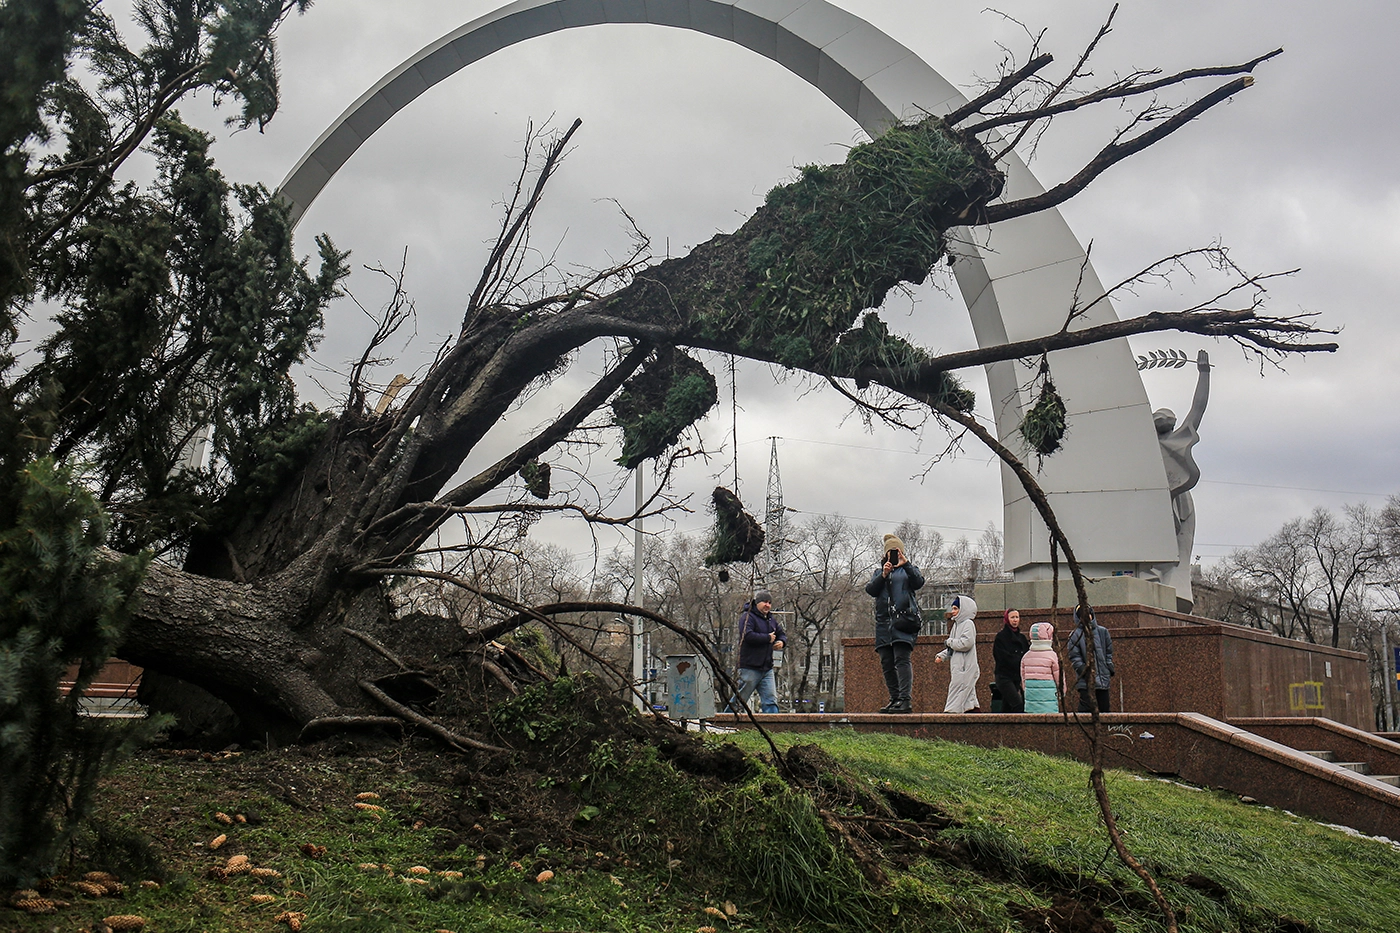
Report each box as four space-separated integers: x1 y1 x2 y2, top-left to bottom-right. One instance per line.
865 533 925 714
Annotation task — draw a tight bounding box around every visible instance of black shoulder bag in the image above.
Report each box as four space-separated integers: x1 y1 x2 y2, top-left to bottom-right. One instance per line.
887 573 923 635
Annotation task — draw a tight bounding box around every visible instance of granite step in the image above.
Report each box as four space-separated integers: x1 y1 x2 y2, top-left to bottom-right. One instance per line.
1302 750 1337 762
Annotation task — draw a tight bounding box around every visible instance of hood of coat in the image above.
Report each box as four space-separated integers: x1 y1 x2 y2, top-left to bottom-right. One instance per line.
949 595 977 625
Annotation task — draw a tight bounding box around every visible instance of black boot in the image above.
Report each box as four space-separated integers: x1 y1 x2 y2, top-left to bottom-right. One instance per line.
888 699 912 714
878 699 898 713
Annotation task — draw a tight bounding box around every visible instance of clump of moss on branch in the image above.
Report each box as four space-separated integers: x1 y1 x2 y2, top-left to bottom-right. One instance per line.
611 348 718 469
832 314 977 412
1019 380 1068 458
519 459 550 499
705 486 765 566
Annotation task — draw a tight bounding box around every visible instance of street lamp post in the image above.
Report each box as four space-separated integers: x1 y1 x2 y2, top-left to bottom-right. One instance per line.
632 469 644 710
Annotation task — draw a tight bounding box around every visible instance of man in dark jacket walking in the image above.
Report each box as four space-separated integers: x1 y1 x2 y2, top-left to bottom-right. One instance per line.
1066 607 1115 713
735 589 785 713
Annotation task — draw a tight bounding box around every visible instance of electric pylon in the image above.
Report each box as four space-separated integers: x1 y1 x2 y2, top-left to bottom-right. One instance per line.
765 437 788 565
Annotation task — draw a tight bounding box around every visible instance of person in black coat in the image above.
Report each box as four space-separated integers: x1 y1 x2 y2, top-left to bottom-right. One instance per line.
992 609 1030 712
864 533 925 714
1066 607 1115 713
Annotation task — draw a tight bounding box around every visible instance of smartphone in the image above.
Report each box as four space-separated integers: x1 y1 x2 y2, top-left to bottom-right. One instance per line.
886 549 899 565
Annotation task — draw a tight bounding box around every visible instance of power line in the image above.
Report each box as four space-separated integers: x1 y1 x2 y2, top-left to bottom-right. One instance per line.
1201 478 1394 499
741 439 1395 499
782 507 990 537
737 434 993 463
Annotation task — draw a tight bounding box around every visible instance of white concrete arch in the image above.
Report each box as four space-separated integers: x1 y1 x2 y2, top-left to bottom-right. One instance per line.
278 0 1177 578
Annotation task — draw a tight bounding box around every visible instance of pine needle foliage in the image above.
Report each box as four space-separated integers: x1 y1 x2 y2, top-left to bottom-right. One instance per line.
1019 379 1068 458
0 0 328 887
0 457 157 889
689 118 1000 388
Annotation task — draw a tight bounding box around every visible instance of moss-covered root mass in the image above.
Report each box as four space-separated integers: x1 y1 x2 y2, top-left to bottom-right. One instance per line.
705 486 765 566
599 116 995 467
611 346 718 469
1020 378 1068 457
616 116 1001 381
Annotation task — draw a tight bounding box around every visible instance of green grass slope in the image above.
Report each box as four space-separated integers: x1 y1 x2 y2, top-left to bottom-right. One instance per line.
729 730 1400 933
5 722 1397 933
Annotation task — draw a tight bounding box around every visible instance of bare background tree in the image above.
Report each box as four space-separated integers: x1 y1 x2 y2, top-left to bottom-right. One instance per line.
1197 499 1400 728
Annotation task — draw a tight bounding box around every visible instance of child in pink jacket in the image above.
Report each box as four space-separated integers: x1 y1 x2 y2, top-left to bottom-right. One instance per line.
1021 622 1061 713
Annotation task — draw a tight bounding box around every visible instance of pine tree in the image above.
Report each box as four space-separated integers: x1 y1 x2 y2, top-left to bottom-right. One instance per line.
0 0 331 886
0 457 151 887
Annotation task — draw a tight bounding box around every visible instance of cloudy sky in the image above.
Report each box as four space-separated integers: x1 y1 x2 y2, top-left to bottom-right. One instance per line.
177 1 1398 577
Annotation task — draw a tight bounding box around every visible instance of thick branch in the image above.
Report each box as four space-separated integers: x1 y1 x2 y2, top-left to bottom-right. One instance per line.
364 340 652 560
119 556 341 726
850 308 1334 393
358 680 507 754
965 48 1282 135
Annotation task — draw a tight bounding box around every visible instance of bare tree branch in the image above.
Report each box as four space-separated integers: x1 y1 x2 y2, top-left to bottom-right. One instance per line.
984 74 1258 224
944 53 1056 125
992 4 1121 161
965 48 1282 136
361 340 653 557
846 307 1335 394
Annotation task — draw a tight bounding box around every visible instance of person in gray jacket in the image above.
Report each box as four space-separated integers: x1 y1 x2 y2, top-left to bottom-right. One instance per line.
864 533 924 714
1065 607 1115 713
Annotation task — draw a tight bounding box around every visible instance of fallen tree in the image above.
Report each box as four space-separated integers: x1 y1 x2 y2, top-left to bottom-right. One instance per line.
2 3 1339 742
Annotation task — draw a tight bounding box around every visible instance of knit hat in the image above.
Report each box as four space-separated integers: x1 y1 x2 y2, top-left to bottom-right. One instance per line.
882 533 906 555
753 589 772 604
1029 622 1054 641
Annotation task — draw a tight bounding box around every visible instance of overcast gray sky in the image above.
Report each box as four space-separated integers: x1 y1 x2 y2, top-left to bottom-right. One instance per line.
182 1 1399 575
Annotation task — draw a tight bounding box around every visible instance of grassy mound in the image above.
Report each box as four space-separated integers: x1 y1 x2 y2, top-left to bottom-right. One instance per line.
6 702 1398 932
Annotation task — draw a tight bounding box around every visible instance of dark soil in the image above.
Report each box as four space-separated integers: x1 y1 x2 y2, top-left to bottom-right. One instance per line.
1009 893 1118 933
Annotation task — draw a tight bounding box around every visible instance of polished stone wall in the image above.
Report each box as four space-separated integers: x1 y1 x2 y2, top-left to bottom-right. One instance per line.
719 711 1400 840
844 604 1371 729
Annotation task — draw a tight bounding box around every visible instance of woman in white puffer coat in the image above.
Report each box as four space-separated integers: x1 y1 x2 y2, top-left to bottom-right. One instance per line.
934 595 980 713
